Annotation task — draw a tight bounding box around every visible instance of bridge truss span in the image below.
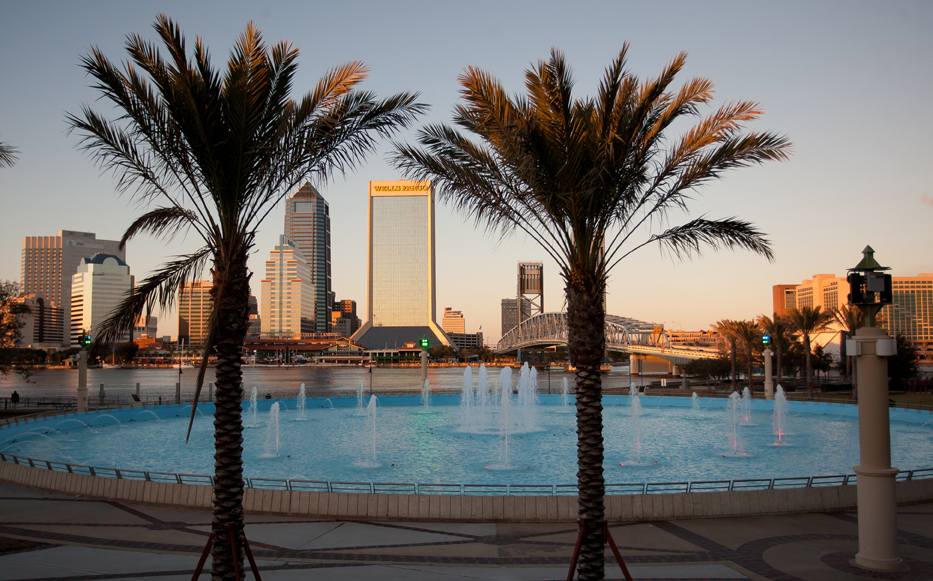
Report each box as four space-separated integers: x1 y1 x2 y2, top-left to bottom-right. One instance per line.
495 312 719 363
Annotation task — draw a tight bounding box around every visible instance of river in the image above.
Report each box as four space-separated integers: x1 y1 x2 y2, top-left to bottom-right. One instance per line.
0 364 640 401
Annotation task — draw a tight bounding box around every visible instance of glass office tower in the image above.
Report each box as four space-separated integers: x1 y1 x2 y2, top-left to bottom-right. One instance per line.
284 183 331 333
352 180 450 349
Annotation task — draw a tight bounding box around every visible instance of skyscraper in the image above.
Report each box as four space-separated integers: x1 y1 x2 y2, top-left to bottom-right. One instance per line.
284 183 331 333
518 262 544 323
260 235 315 339
442 308 465 334
70 254 133 345
21 230 123 346
352 180 450 349
178 281 213 346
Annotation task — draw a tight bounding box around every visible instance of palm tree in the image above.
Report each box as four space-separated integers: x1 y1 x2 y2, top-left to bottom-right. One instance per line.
732 320 761 390
785 306 835 398
713 319 740 391
833 305 863 401
67 16 424 578
0 140 18 167
758 313 789 386
392 47 788 579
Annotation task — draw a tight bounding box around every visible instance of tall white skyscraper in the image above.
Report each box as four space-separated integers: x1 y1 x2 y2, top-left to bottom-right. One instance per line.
352 180 450 349
22 230 124 346
260 235 315 339
284 183 331 333
70 254 133 345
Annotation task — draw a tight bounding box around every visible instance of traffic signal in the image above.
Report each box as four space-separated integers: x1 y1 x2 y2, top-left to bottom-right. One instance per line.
79 333 91 348
420 338 430 349
762 334 771 346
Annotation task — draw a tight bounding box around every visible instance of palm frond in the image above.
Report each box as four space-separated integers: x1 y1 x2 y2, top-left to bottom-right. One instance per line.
119 206 200 249
0 141 19 168
92 248 211 348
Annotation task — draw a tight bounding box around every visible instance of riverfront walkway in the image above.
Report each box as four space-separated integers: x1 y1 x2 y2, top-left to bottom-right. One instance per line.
1 482 933 580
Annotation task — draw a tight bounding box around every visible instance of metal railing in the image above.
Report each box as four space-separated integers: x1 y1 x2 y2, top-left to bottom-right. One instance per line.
2 451 930 496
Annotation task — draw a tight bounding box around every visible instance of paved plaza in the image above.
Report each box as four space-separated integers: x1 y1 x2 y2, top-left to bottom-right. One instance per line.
1 481 932 580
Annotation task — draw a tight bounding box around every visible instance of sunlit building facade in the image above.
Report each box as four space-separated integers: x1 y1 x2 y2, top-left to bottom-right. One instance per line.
352 180 450 349
178 281 212 346
70 254 133 346
442 308 465 334
260 236 315 339
21 230 123 346
284 183 331 333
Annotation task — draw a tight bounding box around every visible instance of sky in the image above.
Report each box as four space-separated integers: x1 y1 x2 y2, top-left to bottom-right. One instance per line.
0 1 931 345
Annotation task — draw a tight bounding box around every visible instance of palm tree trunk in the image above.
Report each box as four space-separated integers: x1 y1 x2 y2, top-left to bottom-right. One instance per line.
567 277 606 581
210 250 251 580
804 335 814 399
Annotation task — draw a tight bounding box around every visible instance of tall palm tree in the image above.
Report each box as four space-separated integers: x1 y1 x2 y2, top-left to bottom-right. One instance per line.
833 305 864 401
758 313 789 386
67 16 424 579
392 47 788 580
0 140 18 167
713 320 740 391
732 320 761 390
785 306 835 399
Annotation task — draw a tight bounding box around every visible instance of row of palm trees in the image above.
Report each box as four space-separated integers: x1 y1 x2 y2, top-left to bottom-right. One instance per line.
714 305 864 399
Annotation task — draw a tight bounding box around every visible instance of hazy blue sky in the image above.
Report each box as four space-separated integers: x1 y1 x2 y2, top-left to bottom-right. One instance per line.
1 1 931 343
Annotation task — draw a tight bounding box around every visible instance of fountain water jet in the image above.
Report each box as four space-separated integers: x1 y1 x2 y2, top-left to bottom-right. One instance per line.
246 387 260 428
460 366 475 429
355 382 366 417
624 385 644 465
724 391 745 457
264 402 280 457
295 384 307 421
740 387 754 426
773 385 788 445
420 379 433 413
561 378 572 413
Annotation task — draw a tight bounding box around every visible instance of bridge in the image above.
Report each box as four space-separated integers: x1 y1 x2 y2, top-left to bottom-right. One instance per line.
495 312 720 367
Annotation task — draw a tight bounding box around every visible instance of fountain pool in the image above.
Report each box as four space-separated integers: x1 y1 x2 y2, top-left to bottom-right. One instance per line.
2 392 932 488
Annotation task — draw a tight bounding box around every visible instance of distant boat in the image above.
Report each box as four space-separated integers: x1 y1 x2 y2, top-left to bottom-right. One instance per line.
180 361 196 369
102 363 122 369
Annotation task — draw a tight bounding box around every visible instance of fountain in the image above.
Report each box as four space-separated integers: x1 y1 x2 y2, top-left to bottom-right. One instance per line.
246 387 260 428
355 382 366 417
420 379 432 413
263 402 280 457
561 378 571 413
295 384 307 421
358 395 378 467
740 387 754 426
477 365 490 421
516 363 538 432
685 392 702 419
622 384 644 465
773 385 788 445
3 369 931 494
460 366 475 429
724 391 745 457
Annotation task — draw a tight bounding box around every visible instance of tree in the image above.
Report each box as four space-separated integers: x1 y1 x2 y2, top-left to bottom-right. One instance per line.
731 320 761 390
0 280 31 377
0 139 18 168
67 16 424 579
832 305 863 400
758 313 790 386
392 47 788 579
713 320 740 391
888 334 919 390
785 306 835 398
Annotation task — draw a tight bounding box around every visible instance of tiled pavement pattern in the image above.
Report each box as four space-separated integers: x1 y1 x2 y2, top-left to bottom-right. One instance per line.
1 482 932 580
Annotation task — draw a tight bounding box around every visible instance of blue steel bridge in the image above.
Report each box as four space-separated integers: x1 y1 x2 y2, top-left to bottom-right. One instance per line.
495 312 720 367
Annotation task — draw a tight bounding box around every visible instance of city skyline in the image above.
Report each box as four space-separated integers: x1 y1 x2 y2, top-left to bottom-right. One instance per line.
1 2 931 344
